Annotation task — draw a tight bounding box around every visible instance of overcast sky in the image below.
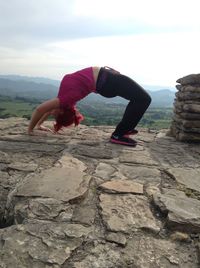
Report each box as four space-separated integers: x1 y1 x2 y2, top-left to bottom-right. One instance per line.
0 0 200 87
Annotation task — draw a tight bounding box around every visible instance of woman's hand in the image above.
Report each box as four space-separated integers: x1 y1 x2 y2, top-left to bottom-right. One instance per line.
37 125 54 133
28 130 34 135
28 98 60 133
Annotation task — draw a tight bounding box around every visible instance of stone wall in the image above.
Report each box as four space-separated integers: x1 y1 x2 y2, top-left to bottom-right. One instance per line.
170 74 200 142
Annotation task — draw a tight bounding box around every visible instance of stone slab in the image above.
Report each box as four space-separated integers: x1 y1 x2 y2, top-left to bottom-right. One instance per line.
99 180 143 194
8 162 38 172
0 140 63 153
0 222 92 268
16 167 91 203
122 234 198 268
118 164 161 183
99 193 160 233
73 244 123 268
94 162 116 181
153 189 200 232
119 149 158 166
72 144 113 159
14 198 73 223
177 73 200 85
167 168 200 193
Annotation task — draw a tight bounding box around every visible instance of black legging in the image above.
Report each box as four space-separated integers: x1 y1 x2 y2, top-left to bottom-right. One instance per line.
96 67 151 136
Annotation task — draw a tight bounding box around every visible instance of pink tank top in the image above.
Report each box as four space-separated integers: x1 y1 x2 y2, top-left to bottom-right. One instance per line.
58 67 96 108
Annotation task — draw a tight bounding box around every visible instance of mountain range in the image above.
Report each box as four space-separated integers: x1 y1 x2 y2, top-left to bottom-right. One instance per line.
0 75 176 107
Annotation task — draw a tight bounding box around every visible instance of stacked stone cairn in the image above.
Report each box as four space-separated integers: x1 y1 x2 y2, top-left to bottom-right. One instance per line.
170 73 200 142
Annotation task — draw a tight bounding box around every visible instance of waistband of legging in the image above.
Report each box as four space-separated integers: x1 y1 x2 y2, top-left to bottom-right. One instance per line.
96 67 107 92
96 66 119 92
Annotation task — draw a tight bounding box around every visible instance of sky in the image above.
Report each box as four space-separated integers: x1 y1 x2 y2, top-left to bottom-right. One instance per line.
0 0 200 87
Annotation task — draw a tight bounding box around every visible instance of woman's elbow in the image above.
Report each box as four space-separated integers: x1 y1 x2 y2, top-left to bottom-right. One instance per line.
35 103 52 115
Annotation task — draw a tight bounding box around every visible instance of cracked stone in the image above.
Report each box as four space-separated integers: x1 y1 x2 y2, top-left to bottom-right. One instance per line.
14 198 73 223
72 243 124 268
94 162 116 180
55 152 87 172
0 140 63 153
8 162 38 172
15 167 91 203
99 193 160 233
118 164 162 184
121 234 198 268
119 149 158 166
0 222 92 267
149 138 200 168
167 168 200 193
0 119 200 268
72 144 113 159
72 205 96 226
99 180 143 194
153 189 200 232
0 151 10 163
105 232 127 247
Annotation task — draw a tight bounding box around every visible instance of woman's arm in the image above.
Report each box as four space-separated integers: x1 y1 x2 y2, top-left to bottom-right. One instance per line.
28 98 60 134
36 112 51 126
36 111 54 132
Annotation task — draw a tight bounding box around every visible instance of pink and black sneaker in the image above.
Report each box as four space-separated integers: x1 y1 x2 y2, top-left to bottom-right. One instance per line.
126 129 138 135
110 134 137 147
124 129 138 138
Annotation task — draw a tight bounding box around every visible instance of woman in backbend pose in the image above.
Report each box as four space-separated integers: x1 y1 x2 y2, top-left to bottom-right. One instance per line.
28 66 151 146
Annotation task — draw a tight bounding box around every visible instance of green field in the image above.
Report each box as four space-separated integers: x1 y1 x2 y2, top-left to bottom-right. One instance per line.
78 102 172 129
0 96 38 119
0 96 173 130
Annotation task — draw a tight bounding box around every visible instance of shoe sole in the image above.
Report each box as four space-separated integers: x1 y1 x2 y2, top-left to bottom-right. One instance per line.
110 138 137 147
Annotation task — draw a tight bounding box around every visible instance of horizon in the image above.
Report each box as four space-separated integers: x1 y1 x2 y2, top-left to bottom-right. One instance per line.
0 73 176 91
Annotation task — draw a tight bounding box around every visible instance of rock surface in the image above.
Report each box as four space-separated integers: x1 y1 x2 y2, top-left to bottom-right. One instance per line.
0 118 200 267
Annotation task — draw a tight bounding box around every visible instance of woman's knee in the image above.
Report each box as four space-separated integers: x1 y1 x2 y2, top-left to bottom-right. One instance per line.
136 88 152 106
145 92 152 105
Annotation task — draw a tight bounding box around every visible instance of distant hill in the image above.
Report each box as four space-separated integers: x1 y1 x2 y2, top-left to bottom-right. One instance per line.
0 75 176 107
0 75 60 86
80 89 175 108
0 77 58 100
148 89 175 107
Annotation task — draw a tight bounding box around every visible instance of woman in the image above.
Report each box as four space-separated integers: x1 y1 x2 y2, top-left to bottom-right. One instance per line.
28 66 151 146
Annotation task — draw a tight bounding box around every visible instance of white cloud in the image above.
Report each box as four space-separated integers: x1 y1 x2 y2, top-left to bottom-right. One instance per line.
1 31 199 86
74 0 200 28
2 0 200 49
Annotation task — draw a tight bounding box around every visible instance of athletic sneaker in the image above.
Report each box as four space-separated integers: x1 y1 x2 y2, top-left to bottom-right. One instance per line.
125 129 138 135
110 134 137 147
123 129 138 138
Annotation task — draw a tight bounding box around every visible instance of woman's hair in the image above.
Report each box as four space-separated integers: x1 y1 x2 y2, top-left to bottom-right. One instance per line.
54 106 84 132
